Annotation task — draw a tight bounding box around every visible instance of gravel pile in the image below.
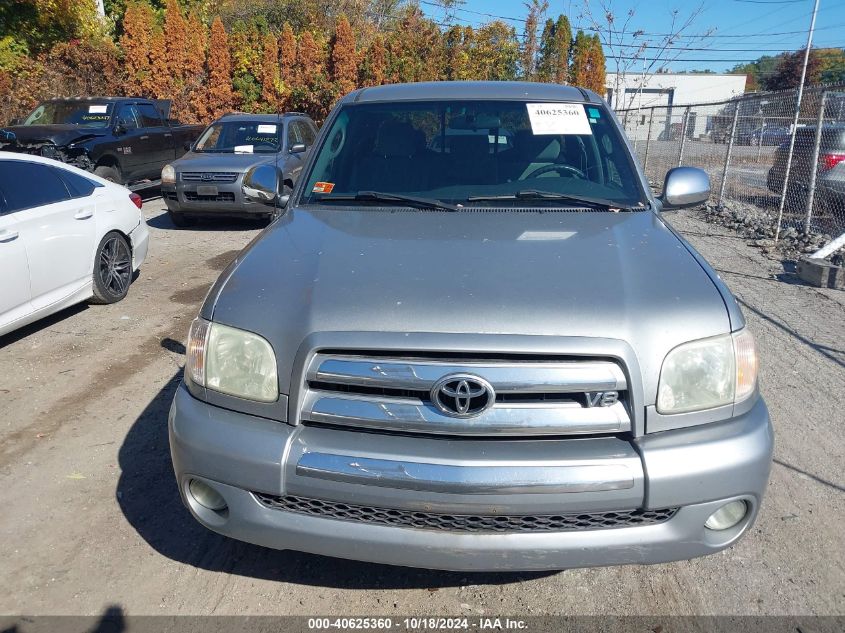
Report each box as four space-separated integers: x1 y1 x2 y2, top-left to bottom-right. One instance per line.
700 201 844 264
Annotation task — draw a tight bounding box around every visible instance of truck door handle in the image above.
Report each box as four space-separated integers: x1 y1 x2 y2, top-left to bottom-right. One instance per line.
74 209 94 220
0 230 19 242
140 135 149 140
164 133 172 137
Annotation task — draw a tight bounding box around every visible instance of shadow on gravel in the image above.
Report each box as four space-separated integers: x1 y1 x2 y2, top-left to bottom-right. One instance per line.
117 372 552 588
145 211 269 232
736 297 845 369
0 303 88 349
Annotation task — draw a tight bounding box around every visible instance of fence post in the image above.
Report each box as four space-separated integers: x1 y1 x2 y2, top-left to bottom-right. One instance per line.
677 107 691 167
717 105 741 208
803 91 828 233
643 108 655 173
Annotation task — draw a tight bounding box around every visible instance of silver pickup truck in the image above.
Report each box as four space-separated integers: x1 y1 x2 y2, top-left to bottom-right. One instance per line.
169 81 773 571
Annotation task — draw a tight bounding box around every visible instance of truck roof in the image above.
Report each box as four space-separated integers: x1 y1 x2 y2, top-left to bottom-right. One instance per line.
41 96 156 103
216 112 309 123
343 81 602 105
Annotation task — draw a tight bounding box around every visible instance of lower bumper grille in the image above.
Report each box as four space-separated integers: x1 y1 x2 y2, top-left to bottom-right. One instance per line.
253 493 677 533
184 191 236 202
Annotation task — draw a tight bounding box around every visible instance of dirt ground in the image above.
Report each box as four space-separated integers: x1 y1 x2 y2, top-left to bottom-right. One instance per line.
1 197 843 617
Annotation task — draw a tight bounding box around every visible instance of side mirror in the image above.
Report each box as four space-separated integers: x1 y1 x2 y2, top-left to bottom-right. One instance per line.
277 177 295 207
289 142 307 154
243 164 282 205
183 141 192 152
113 123 126 136
660 167 710 210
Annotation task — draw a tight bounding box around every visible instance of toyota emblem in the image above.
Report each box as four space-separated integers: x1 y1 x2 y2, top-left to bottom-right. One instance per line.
431 374 495 418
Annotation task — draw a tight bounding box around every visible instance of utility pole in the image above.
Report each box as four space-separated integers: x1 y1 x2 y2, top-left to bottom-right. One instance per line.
774 0 821 242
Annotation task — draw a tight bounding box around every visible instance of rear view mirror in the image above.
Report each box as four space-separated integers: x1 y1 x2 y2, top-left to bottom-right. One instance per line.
289 143 307 154
660 167 710 210
243 164 282 205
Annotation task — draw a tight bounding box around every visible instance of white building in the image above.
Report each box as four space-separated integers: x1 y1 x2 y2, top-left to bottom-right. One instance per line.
606 72 747 140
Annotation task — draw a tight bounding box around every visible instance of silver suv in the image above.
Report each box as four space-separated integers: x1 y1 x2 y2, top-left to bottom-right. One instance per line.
169 82 773 571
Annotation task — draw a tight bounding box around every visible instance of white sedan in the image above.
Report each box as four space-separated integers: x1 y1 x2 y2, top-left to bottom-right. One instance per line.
0 152 150 338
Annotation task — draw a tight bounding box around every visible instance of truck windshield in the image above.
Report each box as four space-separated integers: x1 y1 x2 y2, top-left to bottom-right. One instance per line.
302 100 645 208
194 121 281 154
23 102 114 128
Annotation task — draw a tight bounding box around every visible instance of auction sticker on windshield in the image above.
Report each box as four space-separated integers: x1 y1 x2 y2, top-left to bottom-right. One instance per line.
257 124 277 134
526 103 592 135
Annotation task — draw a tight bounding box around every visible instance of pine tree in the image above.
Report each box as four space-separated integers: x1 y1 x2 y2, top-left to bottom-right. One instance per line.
185 12 207 78
537 15 572 83
587 34 606 94
120 2 155 96
278 22 297 109
163 0 188 89
360 35 386 87
296 30 323 89
330 15 358 96
260 32 281 111
199 17 235 120
571 31 606 94
148 26 169 99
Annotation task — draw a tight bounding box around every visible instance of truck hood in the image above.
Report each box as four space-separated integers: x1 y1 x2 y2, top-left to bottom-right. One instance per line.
0 125 105 147
173 152 279 172
208 208 732 402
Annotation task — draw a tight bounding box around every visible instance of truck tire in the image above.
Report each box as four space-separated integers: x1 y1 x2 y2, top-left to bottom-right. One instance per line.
94 165 122 184
91 231 132 304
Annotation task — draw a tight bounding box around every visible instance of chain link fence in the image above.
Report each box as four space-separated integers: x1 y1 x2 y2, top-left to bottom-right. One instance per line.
616 84 845 244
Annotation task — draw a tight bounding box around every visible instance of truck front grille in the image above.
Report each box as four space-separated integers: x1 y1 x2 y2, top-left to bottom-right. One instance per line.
300 352 632 436
253 493 676 533
181 171 239 183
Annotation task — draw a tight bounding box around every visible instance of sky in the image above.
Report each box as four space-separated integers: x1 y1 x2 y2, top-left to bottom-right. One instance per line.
419 0 845 73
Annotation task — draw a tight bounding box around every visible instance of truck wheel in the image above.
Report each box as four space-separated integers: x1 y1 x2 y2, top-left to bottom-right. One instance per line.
91 231 132 304
168 210 193 228
94 165 122 184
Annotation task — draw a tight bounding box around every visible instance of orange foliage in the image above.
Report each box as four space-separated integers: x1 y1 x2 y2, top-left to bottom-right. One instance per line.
120 2 155 96
196 17 236 120
260 32 281 110
330 15 357 96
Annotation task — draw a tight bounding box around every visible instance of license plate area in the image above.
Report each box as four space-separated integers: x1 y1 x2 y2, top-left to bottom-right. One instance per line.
196 185 218 196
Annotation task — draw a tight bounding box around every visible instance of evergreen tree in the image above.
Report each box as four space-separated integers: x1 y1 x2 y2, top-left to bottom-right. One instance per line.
329 15 357 96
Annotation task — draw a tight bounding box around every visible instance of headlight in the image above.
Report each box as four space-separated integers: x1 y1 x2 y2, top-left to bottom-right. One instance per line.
657 329 758 414
186 318 278 402
161 163 176 184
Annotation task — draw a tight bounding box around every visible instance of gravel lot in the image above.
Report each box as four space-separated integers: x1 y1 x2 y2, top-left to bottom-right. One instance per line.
1 197 843 617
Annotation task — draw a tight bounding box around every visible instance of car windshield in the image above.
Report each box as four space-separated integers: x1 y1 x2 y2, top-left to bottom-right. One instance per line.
23 102 114 128
302 100 645 208
194 121 281 153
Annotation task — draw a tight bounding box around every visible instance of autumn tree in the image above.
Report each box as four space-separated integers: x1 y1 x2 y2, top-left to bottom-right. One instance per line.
537 14 571 83
763 48 823 92
520 0 547 80
194 16 235 121
443 25 473 81
260 32 281 110
329 15 357 96
468 21 519 81
120 2 155 96
571 31 606 94
386 6 444 83
359 34 386 87
148 26 170 99
278 21 297 104
229 18 264 109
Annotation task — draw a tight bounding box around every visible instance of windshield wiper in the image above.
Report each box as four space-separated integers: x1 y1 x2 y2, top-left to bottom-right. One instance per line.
317 191 458 212
466 190 639 211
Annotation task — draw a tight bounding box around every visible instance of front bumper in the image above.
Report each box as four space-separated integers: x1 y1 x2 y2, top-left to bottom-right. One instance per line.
169 385 773 571
162 179 264 216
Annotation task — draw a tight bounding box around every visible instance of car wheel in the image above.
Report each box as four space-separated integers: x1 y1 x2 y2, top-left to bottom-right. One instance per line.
94 165 122 184
168 210 193 228
91 231 132 304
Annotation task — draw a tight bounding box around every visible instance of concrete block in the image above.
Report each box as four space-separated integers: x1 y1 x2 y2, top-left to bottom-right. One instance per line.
796 257 845 289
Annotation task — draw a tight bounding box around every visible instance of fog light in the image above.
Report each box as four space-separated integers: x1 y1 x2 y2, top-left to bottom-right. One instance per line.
188 479 227 511
705 500 748 531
